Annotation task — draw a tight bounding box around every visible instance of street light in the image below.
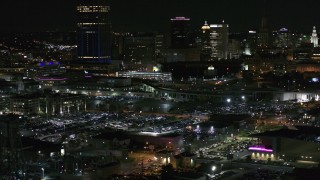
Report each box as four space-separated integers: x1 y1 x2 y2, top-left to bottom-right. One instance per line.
226 98 231 103
41 168 45 179
211 165 217 172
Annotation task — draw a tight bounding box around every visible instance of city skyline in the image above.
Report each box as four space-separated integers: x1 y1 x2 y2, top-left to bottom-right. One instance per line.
1 0 320 33
3 0 320 179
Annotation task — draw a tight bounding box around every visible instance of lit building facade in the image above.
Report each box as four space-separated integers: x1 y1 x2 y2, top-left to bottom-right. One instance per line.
200 21 212 61
244 30 257 55
311 48 320 61
209 24 229 60
111 32 124 60
155 33 165 57
310 26 319 48
274 28 293 48
123 33 155 65
250 127 320 162
10 93 86 116
77 0 112 63
10 95 39 115
117 71 172 81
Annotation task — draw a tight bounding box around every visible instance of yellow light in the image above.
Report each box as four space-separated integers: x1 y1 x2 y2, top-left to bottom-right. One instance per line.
153 66 159 72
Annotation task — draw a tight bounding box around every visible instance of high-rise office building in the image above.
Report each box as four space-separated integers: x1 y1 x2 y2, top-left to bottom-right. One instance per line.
111 32 124 60
200 21 211 61
155 33 165 56
228 39 241 59
274 28 292 48
77 0 112 63
123 33 155 65
170 17 191 49
257 15 270 48
244 30 257 55
257 1 271 48
311 26 319 48
209 24 229 60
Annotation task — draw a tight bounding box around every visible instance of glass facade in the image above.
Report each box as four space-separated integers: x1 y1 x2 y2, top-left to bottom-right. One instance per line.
77 0 112 63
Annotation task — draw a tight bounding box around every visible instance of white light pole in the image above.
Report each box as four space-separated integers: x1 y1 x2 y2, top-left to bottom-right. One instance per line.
41 168 44 179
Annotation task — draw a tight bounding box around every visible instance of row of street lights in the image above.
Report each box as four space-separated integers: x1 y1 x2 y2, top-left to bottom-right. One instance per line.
226 96 246 103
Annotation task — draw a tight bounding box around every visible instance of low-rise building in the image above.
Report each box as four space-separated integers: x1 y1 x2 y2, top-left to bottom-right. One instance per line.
10 93 86 116
172 152 196 169
10 95 40 115
249 126 320 164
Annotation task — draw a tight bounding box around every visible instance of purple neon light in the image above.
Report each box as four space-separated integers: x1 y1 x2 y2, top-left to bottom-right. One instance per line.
248 146 273 152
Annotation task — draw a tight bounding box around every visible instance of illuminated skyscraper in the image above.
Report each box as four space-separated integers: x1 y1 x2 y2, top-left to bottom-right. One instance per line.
274 28 292 48
209 23 229 60
311 26 319 47
123 33 155 65
244 30 257 55
77 0 112 63
200 21 211 61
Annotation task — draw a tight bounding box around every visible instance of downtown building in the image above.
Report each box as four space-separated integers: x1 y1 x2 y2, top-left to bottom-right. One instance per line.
250 126 320 163
10 93 86 116
200 21 212 61
310 26 319 48
273 28 295 50
162 17 201 63
170 17 192 49
123 32 156 70
244 30 258 56
257 15 271 49
209 23 229 60
199 21 229 61
76 0 112 63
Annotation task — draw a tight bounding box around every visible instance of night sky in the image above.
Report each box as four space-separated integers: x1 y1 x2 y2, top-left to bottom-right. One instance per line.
1 0 320 33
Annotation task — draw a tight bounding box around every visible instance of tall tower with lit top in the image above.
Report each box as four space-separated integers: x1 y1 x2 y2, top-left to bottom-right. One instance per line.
77 0 112 63
200 21 211 61
209 23 229 60
311 26 319 47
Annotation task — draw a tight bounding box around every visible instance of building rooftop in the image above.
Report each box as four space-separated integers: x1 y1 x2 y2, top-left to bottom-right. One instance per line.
93 131 130 141
175 152 196 158
22 137 61 152
156 149 175 154
250 126 320 142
